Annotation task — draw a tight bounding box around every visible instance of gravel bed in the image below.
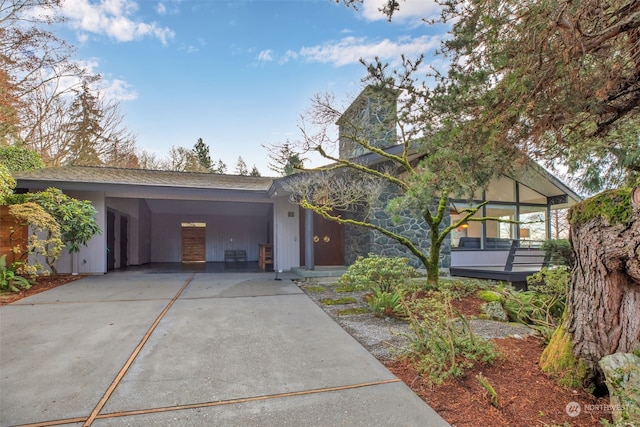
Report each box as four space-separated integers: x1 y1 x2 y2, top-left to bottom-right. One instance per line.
297 279 537 362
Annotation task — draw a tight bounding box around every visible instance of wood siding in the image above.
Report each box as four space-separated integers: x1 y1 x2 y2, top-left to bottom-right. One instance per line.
0 205 28 263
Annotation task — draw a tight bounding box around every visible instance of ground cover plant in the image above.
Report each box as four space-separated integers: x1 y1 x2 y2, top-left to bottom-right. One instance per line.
300 254 614 426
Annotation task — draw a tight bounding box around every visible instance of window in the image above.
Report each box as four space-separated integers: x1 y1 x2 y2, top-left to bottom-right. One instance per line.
450 208 482 248
485 176 516 202
450 177 552 249
485 205 516 246
519 206 547 241
519 184 546 204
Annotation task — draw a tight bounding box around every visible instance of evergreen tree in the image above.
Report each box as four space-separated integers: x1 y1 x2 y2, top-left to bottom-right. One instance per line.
214 159 227 174
66 82 103 166
235 156 248 175
249 165 261 176
192 138 212 171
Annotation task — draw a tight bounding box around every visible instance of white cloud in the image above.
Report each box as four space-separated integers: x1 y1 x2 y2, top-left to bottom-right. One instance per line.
258 49 274 62
77 33 89 44
360 0 439 22
299 35 440 67
156 2 167 15
102 79 138 101
278 50 298 65
57 59 138 102
61 0 175 45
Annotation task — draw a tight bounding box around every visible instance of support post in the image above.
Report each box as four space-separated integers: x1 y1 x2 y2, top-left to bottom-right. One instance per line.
305 208 315 271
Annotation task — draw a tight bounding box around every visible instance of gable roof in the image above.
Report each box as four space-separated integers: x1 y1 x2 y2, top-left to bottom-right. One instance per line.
271 143 581 206
13 166 275 192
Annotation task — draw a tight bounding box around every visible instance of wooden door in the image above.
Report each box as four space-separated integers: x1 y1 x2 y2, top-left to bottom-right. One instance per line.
299 208 344 266
182 226 206 263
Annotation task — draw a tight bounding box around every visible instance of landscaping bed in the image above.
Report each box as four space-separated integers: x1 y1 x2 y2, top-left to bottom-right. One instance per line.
298 278 613 427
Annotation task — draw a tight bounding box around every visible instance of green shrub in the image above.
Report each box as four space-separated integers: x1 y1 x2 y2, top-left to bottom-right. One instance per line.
439 278 490 299
0 255 32 292
338 254 417 292
405 295 496 385
542 239 574 267
500 268 570 340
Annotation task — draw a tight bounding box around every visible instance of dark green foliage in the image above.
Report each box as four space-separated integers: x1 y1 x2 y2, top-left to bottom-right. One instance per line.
495 268 571 340
249 165 261 176
192 138 212 171
66 81 104 166
542 239 574 268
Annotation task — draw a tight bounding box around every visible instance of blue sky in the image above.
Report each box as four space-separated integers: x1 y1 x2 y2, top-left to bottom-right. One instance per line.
54 0 445 175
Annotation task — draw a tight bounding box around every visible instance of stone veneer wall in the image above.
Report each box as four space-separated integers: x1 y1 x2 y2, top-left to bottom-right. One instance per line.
341 185 452 270
343 208 371 265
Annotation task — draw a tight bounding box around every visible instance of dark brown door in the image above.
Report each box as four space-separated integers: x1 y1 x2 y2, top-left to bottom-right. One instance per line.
182 226 206 263
299 208 344 266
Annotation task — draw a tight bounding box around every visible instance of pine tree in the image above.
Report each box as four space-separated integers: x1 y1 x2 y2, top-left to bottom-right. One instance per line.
66 82 103 166
192 138 212 171
235 156 248 175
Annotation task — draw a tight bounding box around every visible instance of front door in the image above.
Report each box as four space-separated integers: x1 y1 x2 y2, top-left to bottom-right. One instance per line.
299 208 344 266
181 224 206 263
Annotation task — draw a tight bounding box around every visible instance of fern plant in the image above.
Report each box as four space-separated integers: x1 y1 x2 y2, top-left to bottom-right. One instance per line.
366 287 407 318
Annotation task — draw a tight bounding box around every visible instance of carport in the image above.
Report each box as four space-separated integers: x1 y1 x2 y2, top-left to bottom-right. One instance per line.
12 166 298 274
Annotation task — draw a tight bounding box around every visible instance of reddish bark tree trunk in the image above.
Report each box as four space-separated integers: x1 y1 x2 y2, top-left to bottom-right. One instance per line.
567 188 640 385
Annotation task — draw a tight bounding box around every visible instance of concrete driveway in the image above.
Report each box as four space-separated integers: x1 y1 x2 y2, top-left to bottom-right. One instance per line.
0 271 449 426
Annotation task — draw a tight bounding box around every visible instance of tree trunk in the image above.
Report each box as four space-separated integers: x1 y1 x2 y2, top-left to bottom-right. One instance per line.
567 187 640 386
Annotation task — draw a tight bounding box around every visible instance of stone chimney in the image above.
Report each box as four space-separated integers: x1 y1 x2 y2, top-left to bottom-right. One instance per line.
336 85 399 160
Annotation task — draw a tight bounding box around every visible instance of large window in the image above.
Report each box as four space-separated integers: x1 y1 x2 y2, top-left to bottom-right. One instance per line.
450 176 550 249
519 206 547 241
485 176 516 202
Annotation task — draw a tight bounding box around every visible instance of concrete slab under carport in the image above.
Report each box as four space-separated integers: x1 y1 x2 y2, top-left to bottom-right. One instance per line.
0 272 449 427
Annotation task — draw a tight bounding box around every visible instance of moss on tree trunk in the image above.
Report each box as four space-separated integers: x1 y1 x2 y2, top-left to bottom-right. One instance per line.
544 187 640 388
540 313 587 388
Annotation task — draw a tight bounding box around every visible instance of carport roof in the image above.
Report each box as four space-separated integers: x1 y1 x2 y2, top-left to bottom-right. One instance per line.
13 166 275 192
